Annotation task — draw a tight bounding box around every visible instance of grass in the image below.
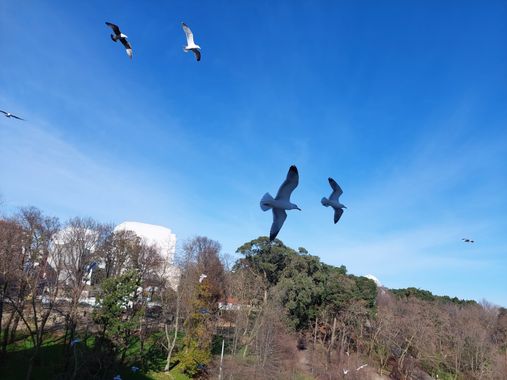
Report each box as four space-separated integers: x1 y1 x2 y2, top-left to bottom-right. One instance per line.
0 333 190 380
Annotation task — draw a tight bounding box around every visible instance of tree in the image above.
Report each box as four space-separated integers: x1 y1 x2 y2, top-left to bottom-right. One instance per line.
173 236 226 376
5 207 62 380
56 218 111 347
0 218 24 357
93 270 143 365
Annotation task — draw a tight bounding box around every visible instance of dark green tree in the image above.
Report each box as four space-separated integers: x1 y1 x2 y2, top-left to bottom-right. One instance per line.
93 270 144 364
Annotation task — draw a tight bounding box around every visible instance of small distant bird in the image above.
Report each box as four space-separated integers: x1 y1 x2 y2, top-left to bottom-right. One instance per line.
462 238 475 243
321 177 347 224
356 364 368 371
182 23 201 61
199 273 207 283
260 165 301 241
1 110 24 120
70 338 81 347
343 369 349 375
105 22 133 59
113 375 122 380
131 366 140 373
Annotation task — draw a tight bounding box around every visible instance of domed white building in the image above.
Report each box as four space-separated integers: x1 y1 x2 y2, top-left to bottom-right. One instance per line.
364 274 382 287
114 221 179 288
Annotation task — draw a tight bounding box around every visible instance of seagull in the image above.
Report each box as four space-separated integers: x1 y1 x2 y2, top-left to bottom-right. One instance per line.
260 165 301 241
131 366 140 373
356 364 368 371
1 110 24 120
462 238 475 243
182 23 201 61
199 273 207 283
343 369 349 375
113 376 122 380
321 177 347 224
105 22 133 59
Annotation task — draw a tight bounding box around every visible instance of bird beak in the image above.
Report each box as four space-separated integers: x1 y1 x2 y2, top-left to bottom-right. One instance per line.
297 207 302 211
343 205 347 209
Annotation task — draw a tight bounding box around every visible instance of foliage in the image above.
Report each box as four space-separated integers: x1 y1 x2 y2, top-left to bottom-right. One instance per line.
237 236 377 330
391 287 477 305
93 269 144 362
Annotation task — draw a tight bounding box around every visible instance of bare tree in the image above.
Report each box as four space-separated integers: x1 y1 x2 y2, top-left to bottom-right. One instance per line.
4 208 62 380
56 218 111 347
0 218 24 357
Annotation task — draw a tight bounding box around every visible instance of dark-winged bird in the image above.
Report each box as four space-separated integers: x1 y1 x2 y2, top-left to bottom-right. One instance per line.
182 23 201 61
1 110 24 120
462 238 475 243
105 22 133 59
321 177 347 224
260 165 301 241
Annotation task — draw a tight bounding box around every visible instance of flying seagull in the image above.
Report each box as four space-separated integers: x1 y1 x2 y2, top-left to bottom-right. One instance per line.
260 165 301 241
105 22 133 59
1 110 24 120
462 238 475 243
356 364 368 371
182 22 201 61
321 177 347 224
199 273 207 283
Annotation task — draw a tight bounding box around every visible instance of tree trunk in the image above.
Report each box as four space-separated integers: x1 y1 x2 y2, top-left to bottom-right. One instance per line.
9 314 20 344
1 310 15 355
164 300 180 372
326 317 337 370
311 316 318 374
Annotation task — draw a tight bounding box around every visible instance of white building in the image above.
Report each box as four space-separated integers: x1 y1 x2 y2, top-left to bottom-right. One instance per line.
114 221 179 289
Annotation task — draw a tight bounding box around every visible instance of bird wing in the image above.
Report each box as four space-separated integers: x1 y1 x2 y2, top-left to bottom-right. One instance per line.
182 23 195 45
192 49 201 61
105 22 121 35
11 114 24 120
328 177 343 201
120 38 133 58
120 37 132 50
0 110 7 115
275 165 299 200
334 208 344 224
270 208 287 241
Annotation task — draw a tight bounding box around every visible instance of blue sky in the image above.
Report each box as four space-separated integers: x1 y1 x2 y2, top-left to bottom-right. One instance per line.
1 1 506 306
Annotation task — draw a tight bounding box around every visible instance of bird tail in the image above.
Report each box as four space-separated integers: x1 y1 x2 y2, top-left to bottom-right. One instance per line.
260 193 273 211
321 197 330 207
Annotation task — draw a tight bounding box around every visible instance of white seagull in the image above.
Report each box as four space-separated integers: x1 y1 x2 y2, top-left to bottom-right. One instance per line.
199 274 207 283
1 110 24 120
321 177 347 224
260 165 301 241
356 364 368 371
182 22 201 61
105 22 133 59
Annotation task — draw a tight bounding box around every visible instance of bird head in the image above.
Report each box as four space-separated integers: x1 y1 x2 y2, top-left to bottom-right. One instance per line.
290 203 301 211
